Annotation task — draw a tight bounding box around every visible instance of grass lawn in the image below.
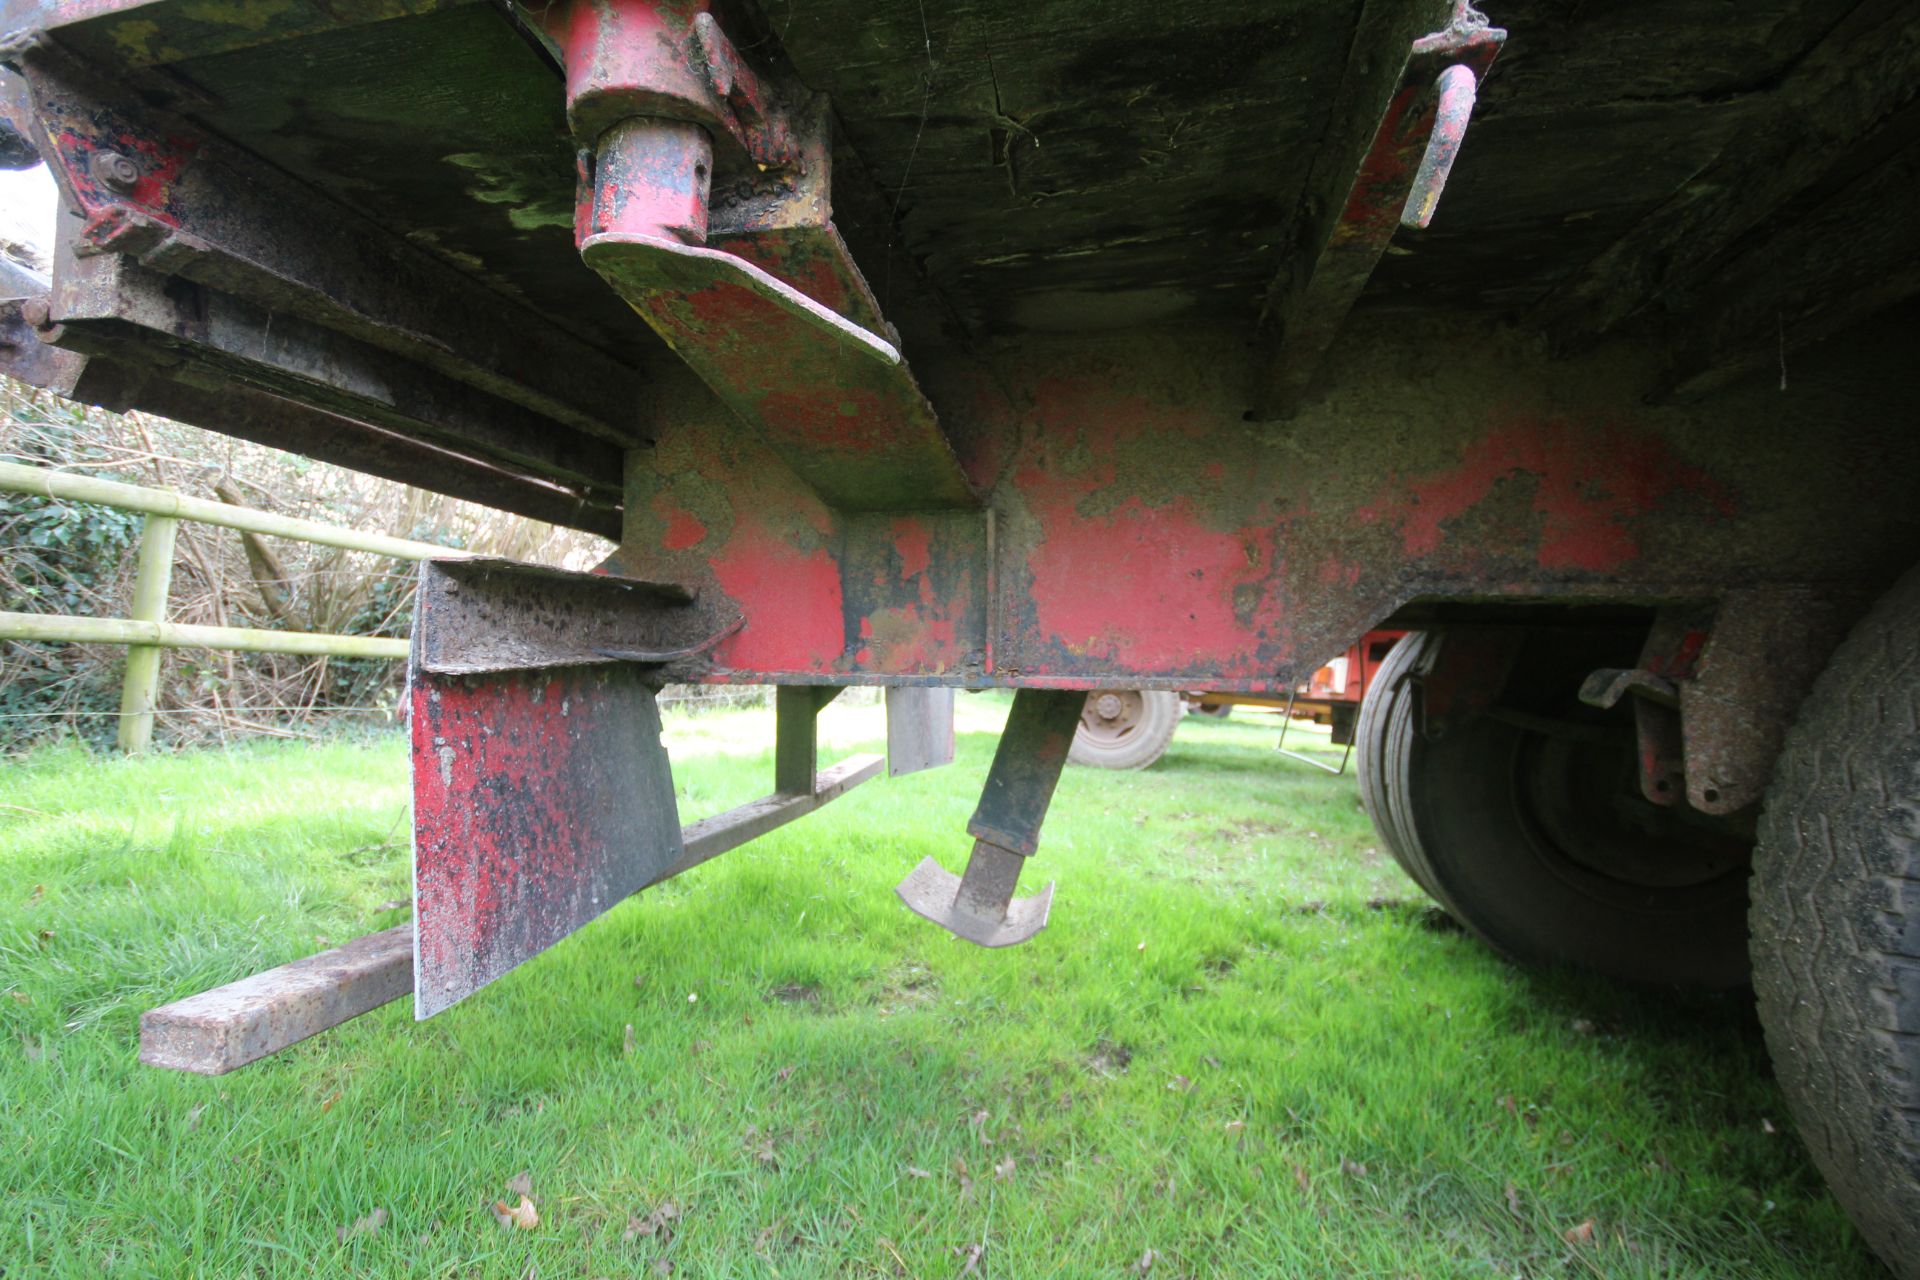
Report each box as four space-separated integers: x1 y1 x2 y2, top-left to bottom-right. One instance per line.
0 696 1880 1278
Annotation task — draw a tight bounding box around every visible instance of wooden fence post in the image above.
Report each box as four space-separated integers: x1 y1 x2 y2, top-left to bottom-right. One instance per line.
117 514 178 754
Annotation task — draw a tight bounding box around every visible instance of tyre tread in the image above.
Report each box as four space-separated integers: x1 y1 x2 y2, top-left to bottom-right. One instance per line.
1753 567 1920 1276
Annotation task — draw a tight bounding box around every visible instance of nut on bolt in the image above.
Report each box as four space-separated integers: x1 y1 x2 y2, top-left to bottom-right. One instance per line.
88 150 141 194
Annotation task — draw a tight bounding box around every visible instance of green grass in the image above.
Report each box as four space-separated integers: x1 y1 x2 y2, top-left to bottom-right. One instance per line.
0 698 1879 1278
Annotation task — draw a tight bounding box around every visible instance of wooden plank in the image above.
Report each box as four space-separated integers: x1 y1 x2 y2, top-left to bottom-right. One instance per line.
139 925 413 1075
886 687 955 777
1655 131 1920 399
1529 0 1920 347
136 754 884 1074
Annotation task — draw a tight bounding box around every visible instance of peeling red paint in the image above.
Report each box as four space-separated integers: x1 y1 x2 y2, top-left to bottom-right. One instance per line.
411 664 680 1016
709 520 846 672
757 384 895 452
893 518 933 581
1023 491 1277 672
652 495 707 551
1357 417 1737 572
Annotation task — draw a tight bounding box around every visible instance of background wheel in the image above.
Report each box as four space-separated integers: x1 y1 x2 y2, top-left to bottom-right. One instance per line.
1753 568 1920 1278
1069 689 1183 770
1356 629 1752 987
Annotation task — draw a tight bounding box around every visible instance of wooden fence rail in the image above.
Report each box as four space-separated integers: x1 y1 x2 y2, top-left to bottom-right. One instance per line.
0 459 469 752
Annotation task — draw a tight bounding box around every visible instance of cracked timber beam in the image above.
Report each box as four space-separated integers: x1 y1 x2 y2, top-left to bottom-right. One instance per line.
1529 0 1920 354
1654 126 1920 400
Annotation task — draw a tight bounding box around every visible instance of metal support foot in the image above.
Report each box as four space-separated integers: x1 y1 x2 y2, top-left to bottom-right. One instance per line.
896 688 1086 947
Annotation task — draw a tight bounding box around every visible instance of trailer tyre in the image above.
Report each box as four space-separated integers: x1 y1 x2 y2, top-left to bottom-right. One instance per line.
1356 630 1752 987
1069 689 1182 769
1752 568 1920 1278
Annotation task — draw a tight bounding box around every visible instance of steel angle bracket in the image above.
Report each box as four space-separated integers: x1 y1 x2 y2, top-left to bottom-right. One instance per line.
409 557 718 1019
412 557 711 675
551 0 976 513
886 687 956 778
582 231 977 511
897 689 1085 948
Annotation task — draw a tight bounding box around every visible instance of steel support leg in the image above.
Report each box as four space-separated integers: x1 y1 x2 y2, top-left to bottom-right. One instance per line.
896 689 1086 947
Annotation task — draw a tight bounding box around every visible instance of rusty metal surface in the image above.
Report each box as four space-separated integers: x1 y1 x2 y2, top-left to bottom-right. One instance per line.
666 752 883 881
3 0 1918 718
898 688 1082 947
967 689 1085 854
898 842 1054 949
45 249 626 496
1400 62 1480 230
773 684 842 795
886 687 956 777
1252 1 1503 417
547 0 796 169
34 354 624 537
411 662 683 1018
600 311 1920 694
558 0 977 513
585 232 976 511
1679 587 1860 815
13 44 650 448
412 557 704 677
0 0 461 67
0 297 84 389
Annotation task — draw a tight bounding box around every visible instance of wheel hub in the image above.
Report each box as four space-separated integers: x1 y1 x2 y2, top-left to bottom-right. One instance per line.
1081 689 1144 742
1517 731 1749 891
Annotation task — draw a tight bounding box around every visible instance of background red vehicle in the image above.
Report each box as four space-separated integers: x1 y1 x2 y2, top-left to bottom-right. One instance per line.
0 0 1916 1270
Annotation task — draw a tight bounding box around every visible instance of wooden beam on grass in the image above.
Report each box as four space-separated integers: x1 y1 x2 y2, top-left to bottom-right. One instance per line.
137 754 886 1075
139 925 414 1074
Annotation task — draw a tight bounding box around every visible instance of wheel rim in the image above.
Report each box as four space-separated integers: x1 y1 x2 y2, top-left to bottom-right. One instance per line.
1079 689 1147 747
1510 726 1750 906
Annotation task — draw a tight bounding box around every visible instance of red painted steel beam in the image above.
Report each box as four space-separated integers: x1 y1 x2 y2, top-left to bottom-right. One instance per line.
16 47 651 449
605 310 1920 694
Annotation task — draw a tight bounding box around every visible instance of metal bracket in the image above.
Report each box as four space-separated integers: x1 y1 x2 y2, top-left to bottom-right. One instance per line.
408 560 878 1021
411 661 684 1019
413 557 708 677
1252 1 1504 418
1580 663 1685 806
1274 689 1355 774
896 689 1085 948
886 687 956 777
554 0 978 512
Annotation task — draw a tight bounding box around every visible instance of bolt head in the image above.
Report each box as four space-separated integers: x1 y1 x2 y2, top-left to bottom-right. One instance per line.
89 150 140 194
